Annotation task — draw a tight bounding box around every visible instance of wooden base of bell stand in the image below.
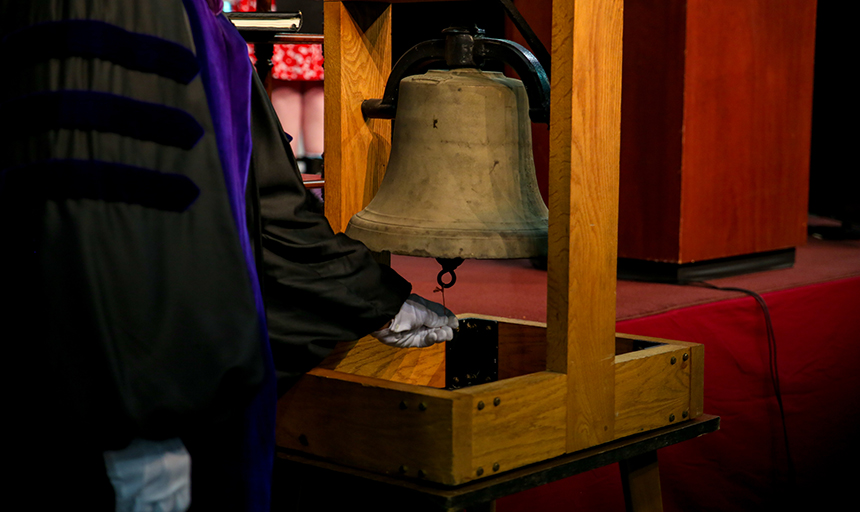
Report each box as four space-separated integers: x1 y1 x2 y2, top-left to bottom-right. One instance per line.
276 315 704 486
274 415 719 512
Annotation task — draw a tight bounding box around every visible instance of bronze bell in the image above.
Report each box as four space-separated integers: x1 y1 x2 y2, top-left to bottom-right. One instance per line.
345 67 548 259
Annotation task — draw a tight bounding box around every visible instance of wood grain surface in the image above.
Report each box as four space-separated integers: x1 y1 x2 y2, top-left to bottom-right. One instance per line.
679 0 815 261
546 0 624 452
614 343 693 438
618 0 816 263
317 335 447 388
455 372 567 480
276 368 472 484
323 2 393 232
616 333 705 422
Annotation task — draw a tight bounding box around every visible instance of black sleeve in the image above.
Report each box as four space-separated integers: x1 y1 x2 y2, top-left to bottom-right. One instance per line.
246 73 411 377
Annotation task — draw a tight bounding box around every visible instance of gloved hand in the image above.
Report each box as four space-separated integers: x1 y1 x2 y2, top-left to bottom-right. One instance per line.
372 294 459 348
103 437 191 512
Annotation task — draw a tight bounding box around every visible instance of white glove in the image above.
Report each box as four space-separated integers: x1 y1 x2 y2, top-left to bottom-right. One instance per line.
372 294 459 348
103 437 191 512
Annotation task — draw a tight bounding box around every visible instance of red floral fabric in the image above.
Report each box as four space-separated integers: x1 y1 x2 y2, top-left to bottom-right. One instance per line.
271 44 323 81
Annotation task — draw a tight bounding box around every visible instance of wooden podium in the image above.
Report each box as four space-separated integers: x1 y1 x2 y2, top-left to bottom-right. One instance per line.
275 0 706 501
617 0 817 280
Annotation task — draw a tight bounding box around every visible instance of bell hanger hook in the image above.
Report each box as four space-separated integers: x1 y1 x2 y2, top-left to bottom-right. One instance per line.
436 258 465 290
361 24 550 123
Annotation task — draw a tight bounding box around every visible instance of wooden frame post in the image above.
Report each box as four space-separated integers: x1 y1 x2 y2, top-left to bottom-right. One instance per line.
546 0 624 452
323 1 393 232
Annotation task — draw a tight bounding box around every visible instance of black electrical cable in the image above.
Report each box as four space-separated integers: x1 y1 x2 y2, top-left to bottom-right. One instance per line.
689 281 796 486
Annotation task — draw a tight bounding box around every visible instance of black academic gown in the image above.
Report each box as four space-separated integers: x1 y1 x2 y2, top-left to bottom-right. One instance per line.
183 67 412 512
246 72 411 383
1 1 409 509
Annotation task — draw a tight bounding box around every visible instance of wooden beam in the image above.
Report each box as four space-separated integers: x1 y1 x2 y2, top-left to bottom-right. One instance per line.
323 2 393 232
276 368 472 485
546 0 624 452
620 451 664 512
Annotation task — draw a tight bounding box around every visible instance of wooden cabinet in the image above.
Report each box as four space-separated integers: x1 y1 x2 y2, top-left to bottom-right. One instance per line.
618 0 817 265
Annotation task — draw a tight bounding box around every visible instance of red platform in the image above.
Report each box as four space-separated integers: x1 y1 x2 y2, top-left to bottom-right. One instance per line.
390 233 860 511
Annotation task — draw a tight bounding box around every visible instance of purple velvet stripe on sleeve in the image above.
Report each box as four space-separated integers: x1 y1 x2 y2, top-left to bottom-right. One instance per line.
181 2 275 511
0 159 200 212
5 91 204 149
1 20 200 85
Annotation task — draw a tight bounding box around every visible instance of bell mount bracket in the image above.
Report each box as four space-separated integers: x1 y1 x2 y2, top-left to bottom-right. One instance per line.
361 26 550 124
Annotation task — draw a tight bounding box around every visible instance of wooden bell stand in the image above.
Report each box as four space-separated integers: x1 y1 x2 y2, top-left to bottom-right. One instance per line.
276 0 709 507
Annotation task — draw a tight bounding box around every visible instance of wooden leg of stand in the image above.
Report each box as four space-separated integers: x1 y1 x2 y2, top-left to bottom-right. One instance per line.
450 502 494 512
620 451 663 512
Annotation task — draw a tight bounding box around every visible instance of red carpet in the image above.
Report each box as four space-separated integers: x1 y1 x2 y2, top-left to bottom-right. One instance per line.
391 235 860 322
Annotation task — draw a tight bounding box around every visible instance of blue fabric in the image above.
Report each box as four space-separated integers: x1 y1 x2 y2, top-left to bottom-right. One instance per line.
4 90 204 150
0 159 200 212
182 1 275 511
1 19 200 84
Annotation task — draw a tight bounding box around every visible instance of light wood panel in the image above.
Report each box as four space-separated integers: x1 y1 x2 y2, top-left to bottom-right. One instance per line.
318 335 446 387
323 2 393 232
547 0 624 452
614 344 692 438
276 368 472 484
455 372 567 479
616 333 704 423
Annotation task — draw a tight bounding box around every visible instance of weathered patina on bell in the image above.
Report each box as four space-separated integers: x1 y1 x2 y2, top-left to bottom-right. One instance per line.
345 68 548 259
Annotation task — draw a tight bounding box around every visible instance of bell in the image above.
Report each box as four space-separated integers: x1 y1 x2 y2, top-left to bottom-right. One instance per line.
345 68 548 259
